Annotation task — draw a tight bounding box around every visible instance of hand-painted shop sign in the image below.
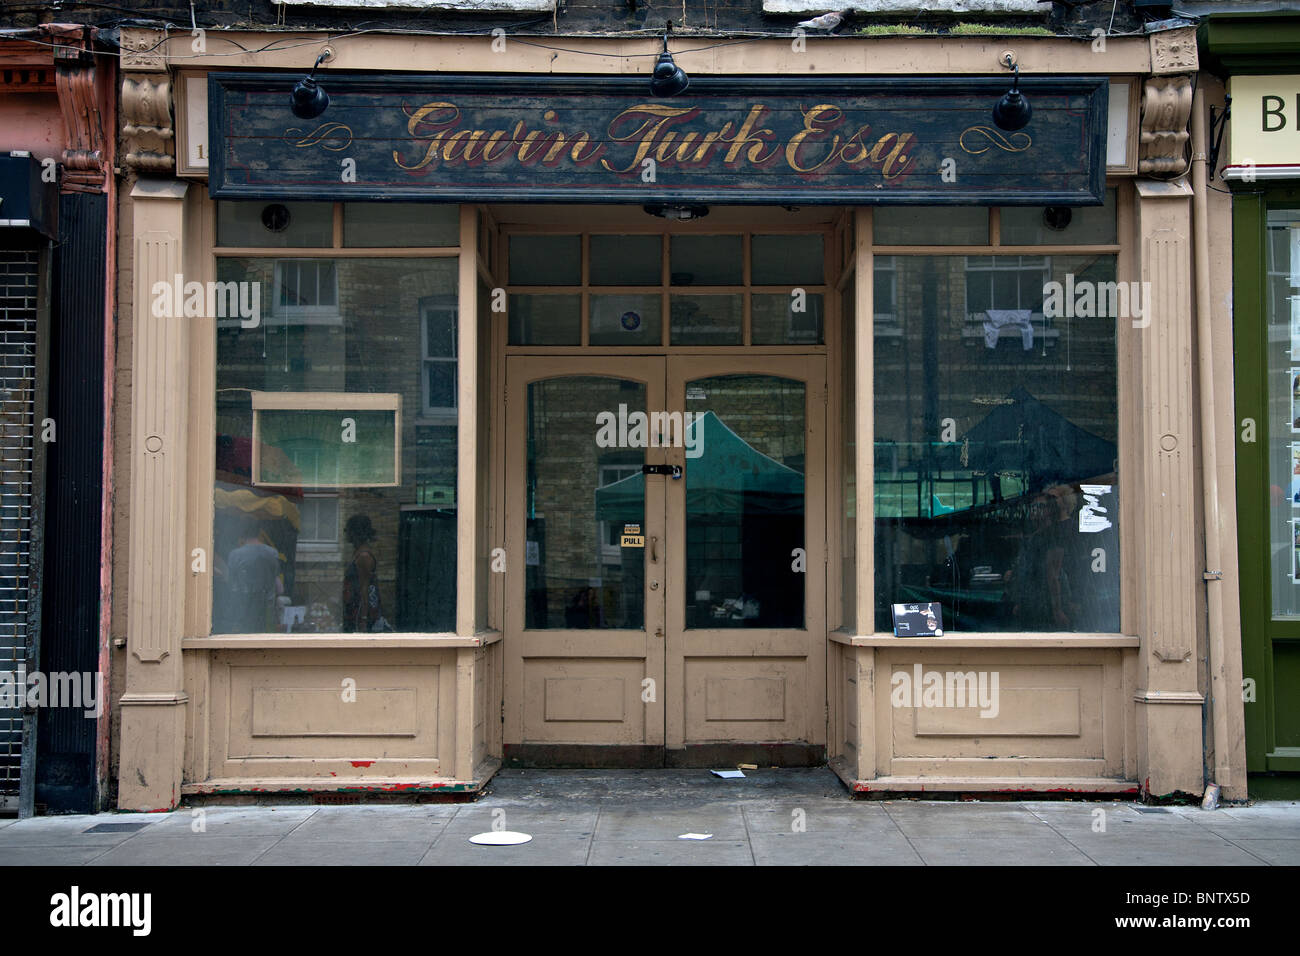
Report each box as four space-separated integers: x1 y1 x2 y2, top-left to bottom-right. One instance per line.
208 73 1107 205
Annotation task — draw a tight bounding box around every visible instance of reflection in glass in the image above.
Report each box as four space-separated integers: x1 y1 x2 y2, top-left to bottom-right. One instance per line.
1266 211 1300 618
671 294 742 345
683 376 805 629
212 257 458 634
532 377 646 629
874 255 1120 633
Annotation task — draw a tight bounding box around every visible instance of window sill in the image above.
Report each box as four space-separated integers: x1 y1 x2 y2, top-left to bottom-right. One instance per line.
828 630 1140 648
183 631 501 649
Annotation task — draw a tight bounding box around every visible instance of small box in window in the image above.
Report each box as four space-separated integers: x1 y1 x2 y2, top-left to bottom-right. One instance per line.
892 602 944 637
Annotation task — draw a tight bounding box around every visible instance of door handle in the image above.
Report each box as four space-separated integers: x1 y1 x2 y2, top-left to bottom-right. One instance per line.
650 535 658 562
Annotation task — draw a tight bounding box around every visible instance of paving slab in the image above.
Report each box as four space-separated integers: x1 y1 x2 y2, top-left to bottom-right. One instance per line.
0 845 117 866
140 807 317 837
595 807 748 841
275 805 455 844
588 839 753 866
909 835 1096 866
86 835 285 866
1060 832 1269 866
255 840 428 866
1224 839 1300 865
749 830 924 866
422 829 594 866
883 802 1059 839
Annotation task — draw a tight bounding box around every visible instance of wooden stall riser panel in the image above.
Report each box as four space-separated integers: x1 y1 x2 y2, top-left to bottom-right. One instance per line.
873 649 1128 781
207 649 458 780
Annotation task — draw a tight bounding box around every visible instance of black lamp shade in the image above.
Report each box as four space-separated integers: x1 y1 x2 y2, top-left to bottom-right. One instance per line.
650 52 690 97
993 88 1031 132
290 77 330 120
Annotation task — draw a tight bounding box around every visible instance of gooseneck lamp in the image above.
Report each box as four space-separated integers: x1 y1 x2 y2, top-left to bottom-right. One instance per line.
290 51 332 120
992 58 1031 132
650 32 690 97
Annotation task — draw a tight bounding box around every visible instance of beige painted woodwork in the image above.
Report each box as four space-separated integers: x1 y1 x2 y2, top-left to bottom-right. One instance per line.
502 353 826 750
107 23 1246 799
118 179 192 811
1131 178 1204 796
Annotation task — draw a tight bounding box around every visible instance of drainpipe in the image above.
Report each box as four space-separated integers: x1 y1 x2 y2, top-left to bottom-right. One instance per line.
1190 84 1231 790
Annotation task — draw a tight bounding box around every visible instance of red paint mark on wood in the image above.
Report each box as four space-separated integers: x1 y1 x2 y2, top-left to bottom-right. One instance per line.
350 760 375 768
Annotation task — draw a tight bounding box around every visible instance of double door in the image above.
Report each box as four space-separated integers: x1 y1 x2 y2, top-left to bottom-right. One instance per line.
503 354 825 763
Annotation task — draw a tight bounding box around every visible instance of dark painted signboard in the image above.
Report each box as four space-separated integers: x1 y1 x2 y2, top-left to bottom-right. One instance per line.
209 73 1107 205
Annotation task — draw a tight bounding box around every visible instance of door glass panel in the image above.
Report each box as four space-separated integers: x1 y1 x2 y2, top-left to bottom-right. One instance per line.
683 375 805 628
527 377 646 629
1267 210 1300 618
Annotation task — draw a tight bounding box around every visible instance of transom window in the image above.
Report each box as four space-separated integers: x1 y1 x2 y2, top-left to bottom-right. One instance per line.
505 231 828 347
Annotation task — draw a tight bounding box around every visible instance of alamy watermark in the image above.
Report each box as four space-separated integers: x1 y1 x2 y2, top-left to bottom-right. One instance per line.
1043 274 1151 329
595 404 704 458
890 663 1000 718
151 274 262 328
0 669 103 718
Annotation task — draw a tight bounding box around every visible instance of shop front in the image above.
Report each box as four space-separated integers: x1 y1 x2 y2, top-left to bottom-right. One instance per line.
1202 11 1300 798
110 23 1244 808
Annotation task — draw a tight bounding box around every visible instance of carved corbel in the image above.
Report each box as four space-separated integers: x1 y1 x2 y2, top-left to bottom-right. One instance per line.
122 73 176 174
1139 74 1193 176
48 25 109 193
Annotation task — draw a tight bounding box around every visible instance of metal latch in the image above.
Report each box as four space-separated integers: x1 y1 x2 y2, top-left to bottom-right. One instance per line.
642 464 683 479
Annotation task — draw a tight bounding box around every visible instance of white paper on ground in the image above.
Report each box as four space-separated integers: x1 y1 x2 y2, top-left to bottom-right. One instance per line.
469 831 533 845
710 769 746 778
678 833 714 840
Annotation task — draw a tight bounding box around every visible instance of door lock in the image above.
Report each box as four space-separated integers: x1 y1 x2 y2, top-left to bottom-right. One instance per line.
642 464 682 479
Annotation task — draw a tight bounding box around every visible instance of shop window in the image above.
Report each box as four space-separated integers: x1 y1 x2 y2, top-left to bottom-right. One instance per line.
752 292 823 345
671 293 743 345
1264 209 1300 618
874 255 900 340
874 254 1120 634
213 256 458 635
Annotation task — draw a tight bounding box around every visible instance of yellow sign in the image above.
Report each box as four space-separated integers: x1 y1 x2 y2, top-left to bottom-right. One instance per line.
1228 75 1300 169
620 534 645 548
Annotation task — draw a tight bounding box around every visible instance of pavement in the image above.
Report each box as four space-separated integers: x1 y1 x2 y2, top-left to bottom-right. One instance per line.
2 768 1298 866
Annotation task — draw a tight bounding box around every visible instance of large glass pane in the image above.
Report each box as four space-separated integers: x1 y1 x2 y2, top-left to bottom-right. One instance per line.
671 293 742 345
529 377 646 629
213 257 458 634
684 376 805 629
1267 210 1300 618
874 255 1120 633
217 201 333 248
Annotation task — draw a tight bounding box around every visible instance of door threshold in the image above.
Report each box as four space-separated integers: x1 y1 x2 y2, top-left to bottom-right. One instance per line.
505 744 825 769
